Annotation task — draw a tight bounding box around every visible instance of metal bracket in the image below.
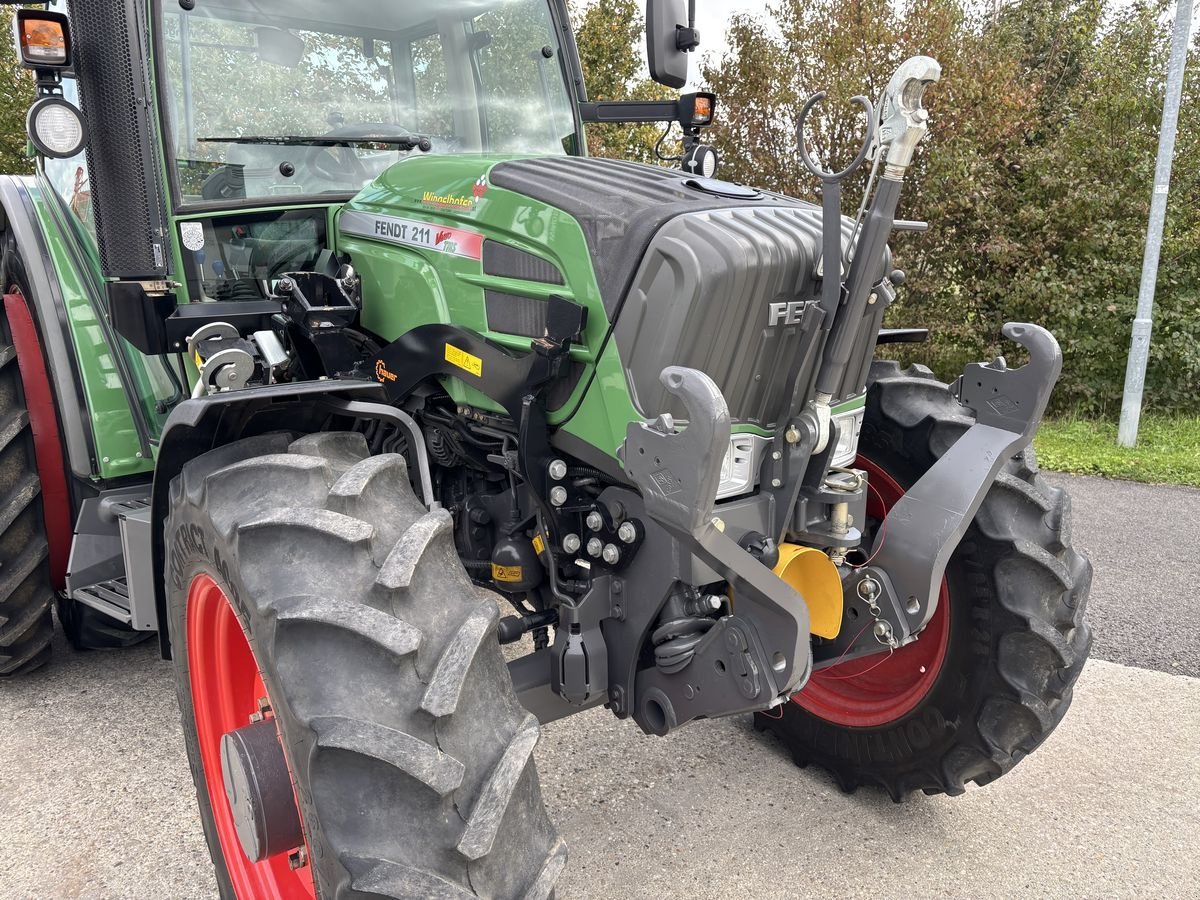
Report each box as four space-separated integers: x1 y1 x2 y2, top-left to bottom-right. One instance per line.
622 367 729 535
953 322 1063 442
870 322 1062 638
619 368 813 721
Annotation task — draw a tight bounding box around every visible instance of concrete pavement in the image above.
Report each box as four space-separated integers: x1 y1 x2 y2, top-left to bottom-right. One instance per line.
1 473 1198 899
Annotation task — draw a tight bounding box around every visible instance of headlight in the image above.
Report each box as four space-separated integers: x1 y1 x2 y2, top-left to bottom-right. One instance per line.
716 434 770 500
26 96 87 159
830 404 865 468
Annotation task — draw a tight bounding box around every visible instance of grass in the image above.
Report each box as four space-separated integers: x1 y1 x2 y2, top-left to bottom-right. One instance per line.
1033 414 1200 487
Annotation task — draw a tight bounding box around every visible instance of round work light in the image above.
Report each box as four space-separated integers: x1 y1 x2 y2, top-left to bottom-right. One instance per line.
682 143 719 179
26 96 87 159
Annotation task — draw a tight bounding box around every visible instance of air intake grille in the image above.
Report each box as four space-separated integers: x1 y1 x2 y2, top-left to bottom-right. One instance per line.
68 0 168 279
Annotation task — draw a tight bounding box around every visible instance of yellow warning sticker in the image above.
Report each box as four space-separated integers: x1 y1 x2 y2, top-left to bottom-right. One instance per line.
532 534 545 555
445 343 483 377
492 564 523 583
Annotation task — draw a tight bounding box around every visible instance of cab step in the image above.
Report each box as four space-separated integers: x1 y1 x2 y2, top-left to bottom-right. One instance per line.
66 492 156 631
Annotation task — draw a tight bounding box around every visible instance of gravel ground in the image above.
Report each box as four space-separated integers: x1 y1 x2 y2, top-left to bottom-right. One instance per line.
1 473 1197 898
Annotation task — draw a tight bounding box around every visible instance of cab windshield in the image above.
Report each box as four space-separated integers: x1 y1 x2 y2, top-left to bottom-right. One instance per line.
157 0 579 204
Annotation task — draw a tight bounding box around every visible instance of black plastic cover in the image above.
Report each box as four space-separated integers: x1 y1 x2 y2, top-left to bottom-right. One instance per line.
490 158 799 316
67 0 169 279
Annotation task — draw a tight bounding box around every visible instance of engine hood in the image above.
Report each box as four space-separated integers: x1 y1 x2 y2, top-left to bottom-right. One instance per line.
339 154 860 444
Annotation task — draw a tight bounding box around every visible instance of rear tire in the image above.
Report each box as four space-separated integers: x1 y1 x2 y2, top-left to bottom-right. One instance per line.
0 287 54 677
756 363 1092 798
166 431 564 898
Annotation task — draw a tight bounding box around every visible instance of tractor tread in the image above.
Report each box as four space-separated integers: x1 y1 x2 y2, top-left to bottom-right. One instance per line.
421 602 500 718
311 715 465 797
376 510 457 593
0 471 40 535
339 854 475 900
328 454 426 562
0 583 53 648
275 595 421 658
288 431 371 474
0 408 31 456
0 537 49 605
456 714 540 860
524 838 569 900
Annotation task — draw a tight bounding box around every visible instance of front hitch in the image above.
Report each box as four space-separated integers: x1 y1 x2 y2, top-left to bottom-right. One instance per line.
620 367 813 732
854 323 1063 641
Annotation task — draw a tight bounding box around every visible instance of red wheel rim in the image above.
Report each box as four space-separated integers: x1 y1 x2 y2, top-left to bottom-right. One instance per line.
186 574 316 899
792 456 951 727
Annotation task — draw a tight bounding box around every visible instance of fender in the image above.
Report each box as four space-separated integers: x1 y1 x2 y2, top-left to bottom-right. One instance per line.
0 175 95 479
151 378 386 657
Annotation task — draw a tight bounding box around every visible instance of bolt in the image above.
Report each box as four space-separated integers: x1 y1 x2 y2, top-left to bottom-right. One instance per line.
705 594 724 611
617 521 638 544
563 534 582 554
868 292 878 305
249 697 271 723
602 544 621 565
785 425 801 444
771 450 782 461
905 595 921 615
548 459 568 481
771 478 783 488
857 576 881 601
586 511 604 531
587 538 604 558
550 486 568 507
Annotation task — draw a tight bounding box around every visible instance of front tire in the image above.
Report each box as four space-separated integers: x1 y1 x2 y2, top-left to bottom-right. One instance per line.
757 363 1092 798
166 431 564 898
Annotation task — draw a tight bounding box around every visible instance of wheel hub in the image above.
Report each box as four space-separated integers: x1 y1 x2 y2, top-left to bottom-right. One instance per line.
186 572 315 897
791 455 951 727
221 719 305 863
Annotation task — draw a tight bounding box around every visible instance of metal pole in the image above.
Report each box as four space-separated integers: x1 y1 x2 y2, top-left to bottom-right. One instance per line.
1118 0 1193 447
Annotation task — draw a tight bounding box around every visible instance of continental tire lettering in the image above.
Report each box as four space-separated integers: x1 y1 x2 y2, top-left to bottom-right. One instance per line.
169 524 208 590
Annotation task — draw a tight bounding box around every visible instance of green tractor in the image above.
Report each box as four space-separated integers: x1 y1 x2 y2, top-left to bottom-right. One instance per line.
2 0 1091 895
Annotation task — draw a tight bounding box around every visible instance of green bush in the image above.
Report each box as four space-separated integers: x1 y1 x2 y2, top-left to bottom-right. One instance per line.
701 0 1199 415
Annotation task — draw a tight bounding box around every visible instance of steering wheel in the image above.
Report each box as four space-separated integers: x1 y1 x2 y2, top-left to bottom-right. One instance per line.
304 122 427 188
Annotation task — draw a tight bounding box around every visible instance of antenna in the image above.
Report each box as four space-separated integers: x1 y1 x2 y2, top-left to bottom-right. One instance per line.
677 1 701 52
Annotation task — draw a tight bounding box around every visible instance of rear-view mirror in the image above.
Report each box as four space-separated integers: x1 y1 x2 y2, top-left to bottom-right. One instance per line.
256 27 305 68
646 0 689 89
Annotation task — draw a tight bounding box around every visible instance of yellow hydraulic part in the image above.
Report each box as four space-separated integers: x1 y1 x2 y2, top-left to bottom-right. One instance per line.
773 543 844 639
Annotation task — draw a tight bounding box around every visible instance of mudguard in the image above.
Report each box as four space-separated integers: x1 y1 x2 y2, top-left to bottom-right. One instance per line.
151 378 385 656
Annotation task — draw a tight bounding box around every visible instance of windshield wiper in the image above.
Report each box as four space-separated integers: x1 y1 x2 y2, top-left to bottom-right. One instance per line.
199 133 432 152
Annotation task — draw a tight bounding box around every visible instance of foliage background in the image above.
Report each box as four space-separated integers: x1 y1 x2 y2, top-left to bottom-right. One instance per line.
1 1 1195 413
1 9 34 176
573 0 1199 415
